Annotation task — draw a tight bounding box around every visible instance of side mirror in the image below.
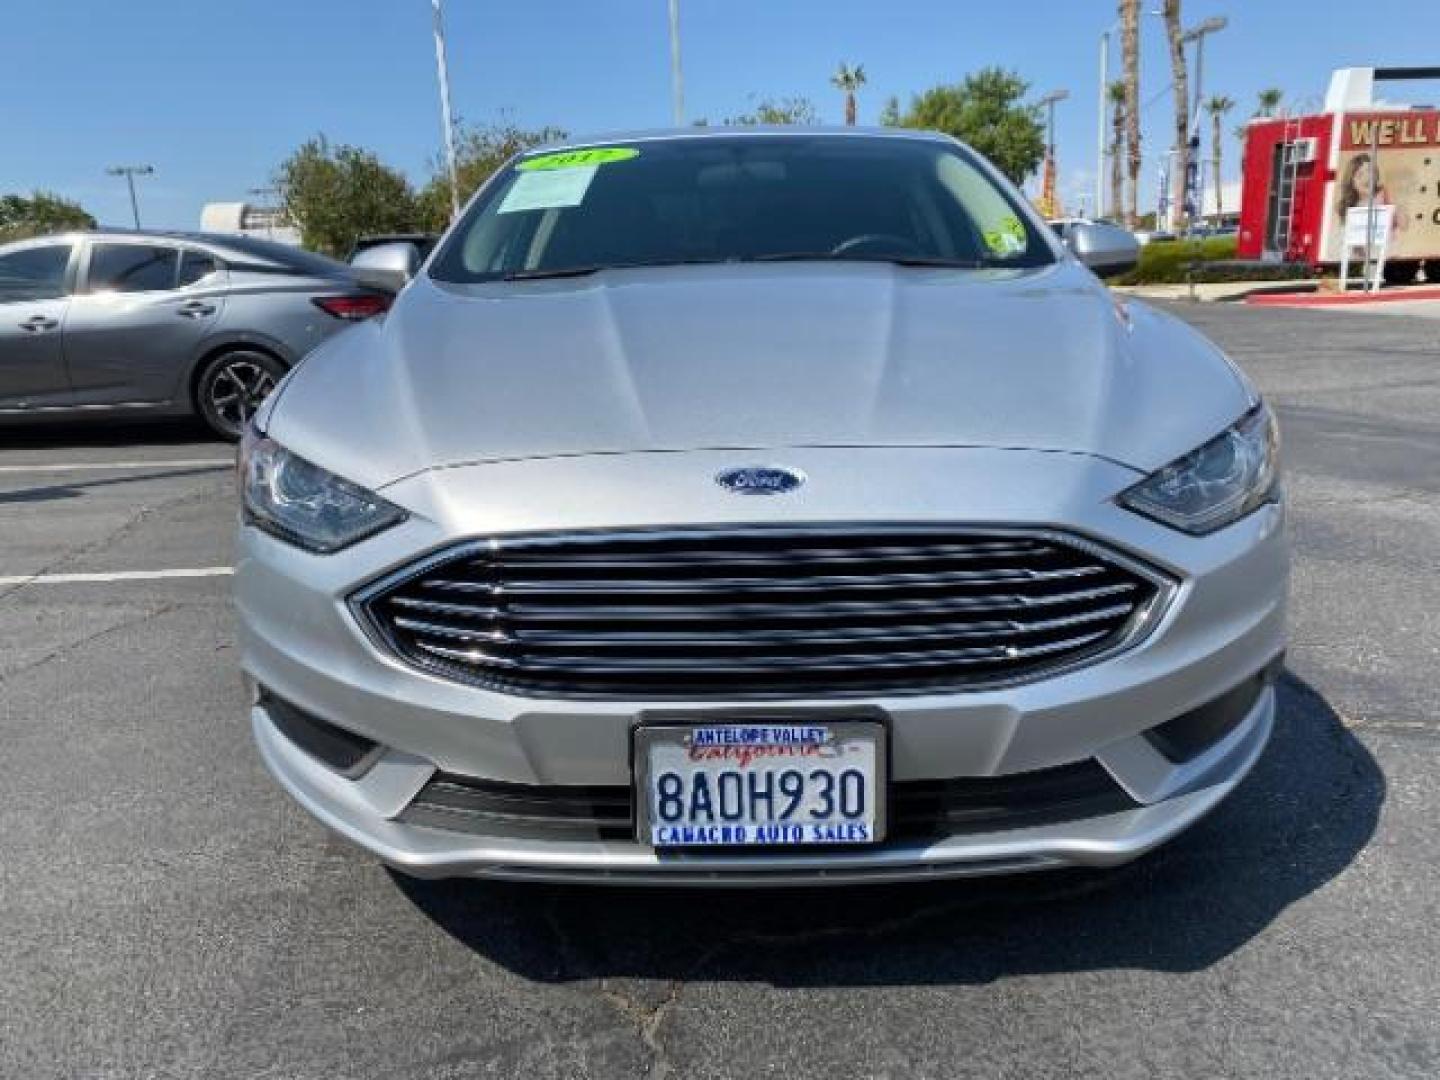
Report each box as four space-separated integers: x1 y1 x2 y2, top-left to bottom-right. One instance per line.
349 241 421 293
1065 222 1141 279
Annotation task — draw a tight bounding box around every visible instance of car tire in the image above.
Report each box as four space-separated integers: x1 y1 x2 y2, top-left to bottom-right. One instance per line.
195 349 287 441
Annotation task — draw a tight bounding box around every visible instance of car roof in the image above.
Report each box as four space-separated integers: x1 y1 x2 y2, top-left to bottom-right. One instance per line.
25 227 249 246
7 229 353 276
521 125 956 157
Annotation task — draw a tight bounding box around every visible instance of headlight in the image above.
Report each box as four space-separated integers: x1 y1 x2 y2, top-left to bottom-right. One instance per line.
239 429 406 553
1119 403 1280 535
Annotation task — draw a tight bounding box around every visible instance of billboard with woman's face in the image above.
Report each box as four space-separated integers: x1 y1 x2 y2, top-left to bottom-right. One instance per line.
1324 112 1440 261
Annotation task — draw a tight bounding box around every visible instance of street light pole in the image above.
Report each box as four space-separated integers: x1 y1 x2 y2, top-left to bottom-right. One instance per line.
668 0 684 126
431 0 461 221
1042 92 1066 158
105 165 154 229
1186 16 1228 131
1097 30 1109 218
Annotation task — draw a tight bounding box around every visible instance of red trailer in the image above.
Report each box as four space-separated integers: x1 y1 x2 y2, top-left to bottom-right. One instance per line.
1238 67 1440 283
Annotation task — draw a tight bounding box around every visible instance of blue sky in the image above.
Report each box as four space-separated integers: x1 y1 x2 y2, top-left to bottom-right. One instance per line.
4 0 1438 229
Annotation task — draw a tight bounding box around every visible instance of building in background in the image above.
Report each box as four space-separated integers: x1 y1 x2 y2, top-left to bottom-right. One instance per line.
1198 180 1242 230
199 201 300 245
1237 66 1440 283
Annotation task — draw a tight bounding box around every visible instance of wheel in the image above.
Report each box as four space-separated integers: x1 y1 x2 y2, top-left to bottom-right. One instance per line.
195 349 286 440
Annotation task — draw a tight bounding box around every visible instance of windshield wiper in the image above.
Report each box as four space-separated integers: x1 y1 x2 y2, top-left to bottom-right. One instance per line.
497 254 990 281
499 265 603 281
499 258 731 281
743 252 992 269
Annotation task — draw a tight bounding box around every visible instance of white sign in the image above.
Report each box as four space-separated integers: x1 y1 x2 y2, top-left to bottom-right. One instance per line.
497 166 597 214
1338 205 1393 292
1343 205 1393 248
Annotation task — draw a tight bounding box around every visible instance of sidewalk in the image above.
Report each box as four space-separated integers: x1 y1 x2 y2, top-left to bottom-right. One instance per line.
1115 279 1440 308
1112 280 1320 303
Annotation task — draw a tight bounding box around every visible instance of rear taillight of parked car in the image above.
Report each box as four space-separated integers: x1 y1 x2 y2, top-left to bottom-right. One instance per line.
312 294 392 321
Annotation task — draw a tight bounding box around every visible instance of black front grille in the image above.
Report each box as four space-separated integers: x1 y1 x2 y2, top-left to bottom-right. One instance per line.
890 760 1140 838
357 527 1165 698
397 761 1140 842
400 777 635 841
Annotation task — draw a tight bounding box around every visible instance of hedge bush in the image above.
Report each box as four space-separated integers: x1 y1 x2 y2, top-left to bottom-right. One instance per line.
1114 236 1308 286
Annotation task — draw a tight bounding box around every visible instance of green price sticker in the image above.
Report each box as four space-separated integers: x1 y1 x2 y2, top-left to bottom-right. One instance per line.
518 147 640 171
982 215 1027 256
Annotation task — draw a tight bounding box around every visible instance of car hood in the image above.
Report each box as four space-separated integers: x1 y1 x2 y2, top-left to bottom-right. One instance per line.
267 260 1253 491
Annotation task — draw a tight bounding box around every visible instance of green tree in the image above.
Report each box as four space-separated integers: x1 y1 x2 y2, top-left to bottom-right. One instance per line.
1119 0 1142 226
890 68 1045 184
877 95 901 127
416 117 567 232
1256 88 1283 117
0 190 96 242
830 63 867 126
1107 80 1127 222
1161 0 1190 230
275 135 417 256
1205 95 1236 216
721 95 820 126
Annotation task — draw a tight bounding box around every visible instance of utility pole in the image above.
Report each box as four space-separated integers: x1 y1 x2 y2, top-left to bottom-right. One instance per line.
1036 89 1069 219
1182 15 1227 231
431 0 461 221
668 0 684 126
106 165 154 229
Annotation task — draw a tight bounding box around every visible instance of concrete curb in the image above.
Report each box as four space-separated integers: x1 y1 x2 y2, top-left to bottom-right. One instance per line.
1112 281 1320 303
1245 285 1440 308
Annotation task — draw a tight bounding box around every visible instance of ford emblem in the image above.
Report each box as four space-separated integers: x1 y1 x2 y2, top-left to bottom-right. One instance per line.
715 465 806 495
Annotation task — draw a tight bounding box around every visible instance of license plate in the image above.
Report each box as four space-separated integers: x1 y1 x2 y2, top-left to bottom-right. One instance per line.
635 721 886 848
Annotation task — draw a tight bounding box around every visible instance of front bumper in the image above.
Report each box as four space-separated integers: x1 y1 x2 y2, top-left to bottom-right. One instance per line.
251 679 1275 885
236 446 1288 884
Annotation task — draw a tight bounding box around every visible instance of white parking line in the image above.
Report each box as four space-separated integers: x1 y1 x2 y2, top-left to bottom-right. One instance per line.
0 459 232 474
0 567 234 587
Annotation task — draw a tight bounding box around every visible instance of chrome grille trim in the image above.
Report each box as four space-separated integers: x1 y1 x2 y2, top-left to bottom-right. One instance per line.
387 579 1143 623
413 627 1116 672
352 525 1174 699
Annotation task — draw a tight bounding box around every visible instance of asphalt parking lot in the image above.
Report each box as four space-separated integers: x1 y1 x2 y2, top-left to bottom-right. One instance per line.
2 301 1437 1079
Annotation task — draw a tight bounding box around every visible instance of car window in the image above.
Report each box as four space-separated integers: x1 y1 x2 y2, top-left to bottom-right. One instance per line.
0 244 71 302
431 135 1055 282
178 250 220 286
88 243 180 293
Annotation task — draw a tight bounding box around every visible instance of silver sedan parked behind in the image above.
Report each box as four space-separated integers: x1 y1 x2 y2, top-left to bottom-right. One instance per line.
237 128 1287 885
0 230 393 439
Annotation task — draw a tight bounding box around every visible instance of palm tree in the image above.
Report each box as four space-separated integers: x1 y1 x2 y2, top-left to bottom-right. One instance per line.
1107 80 1127 222
831 63 867 126
1119 0 1142 227
1205 95 1235 217
1162 1 1190 231
1256 87 1283 118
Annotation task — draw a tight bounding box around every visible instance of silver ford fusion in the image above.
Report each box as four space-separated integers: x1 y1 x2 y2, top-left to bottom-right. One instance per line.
236 128 1286 885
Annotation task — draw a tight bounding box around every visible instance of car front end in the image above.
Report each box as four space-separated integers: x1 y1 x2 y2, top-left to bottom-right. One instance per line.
234 129 1287 885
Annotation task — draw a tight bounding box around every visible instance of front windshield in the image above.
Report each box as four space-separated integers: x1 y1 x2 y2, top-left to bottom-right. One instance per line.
429 134 1056 282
